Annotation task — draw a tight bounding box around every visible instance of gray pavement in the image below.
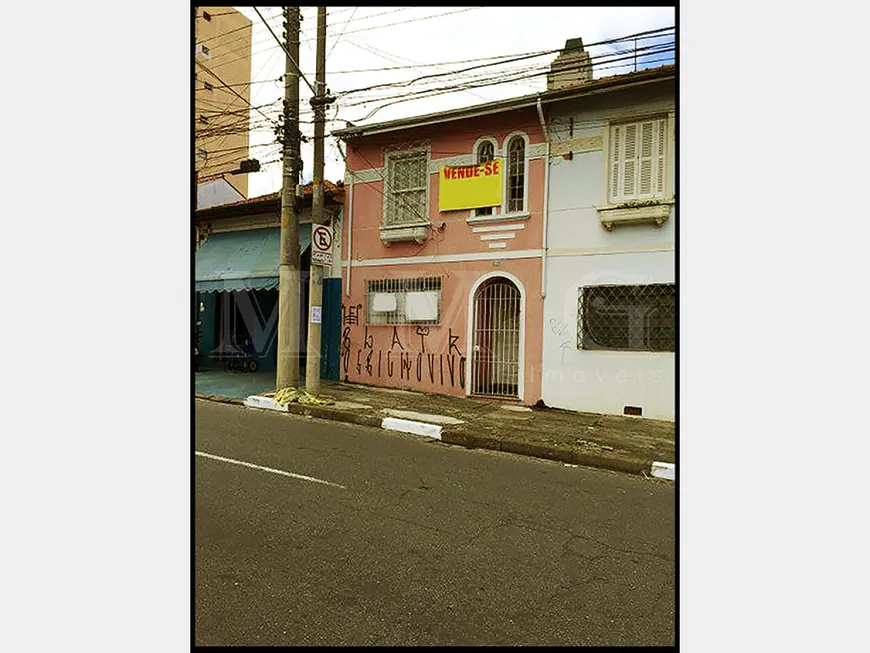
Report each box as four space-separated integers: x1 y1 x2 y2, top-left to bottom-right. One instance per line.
196 378 675 475
194 370 278 399
194 399 675 646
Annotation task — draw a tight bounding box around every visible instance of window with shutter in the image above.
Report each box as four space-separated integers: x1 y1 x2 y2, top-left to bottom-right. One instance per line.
384 149 428 227
609 116 669 203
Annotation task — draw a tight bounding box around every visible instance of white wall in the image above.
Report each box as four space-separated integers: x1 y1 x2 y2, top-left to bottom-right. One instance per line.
197 178 244 209
542 82 675 421
542 251 675 420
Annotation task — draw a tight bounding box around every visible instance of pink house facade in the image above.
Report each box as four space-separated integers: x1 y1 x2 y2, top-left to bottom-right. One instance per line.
335 107 548 404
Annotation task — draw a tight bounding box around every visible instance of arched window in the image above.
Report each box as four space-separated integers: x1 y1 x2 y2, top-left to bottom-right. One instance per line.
475 140 495 216
507 136 525 212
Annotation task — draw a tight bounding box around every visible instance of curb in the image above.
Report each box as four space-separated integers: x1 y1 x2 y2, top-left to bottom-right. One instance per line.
241 395 385 429
195 393 244 406
650 461 675 480
382 417 443 440
201 394 673 480
440 431 653 476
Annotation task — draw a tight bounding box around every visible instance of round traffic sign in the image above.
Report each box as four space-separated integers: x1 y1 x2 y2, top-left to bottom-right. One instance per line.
313 224 333 251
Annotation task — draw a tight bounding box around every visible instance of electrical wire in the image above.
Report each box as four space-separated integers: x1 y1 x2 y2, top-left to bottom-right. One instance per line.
196 23 673 192
324 7 412 29
335 27 673 98
252 6 317 96
195 59 278 127
331 40 674 123
298 7 483 43
326 6 358 62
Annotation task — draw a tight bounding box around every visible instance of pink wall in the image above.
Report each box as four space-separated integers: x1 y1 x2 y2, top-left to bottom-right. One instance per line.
340 258 543 404
345 159 544 261
341 107 546 403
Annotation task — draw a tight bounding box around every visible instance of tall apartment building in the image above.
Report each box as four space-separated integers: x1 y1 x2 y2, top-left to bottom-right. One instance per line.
195 7 253 198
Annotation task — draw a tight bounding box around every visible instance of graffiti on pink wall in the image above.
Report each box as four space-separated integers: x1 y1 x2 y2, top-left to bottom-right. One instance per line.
340 303 466 390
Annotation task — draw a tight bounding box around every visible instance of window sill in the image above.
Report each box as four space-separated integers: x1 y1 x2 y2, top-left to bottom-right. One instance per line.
466 211 530 224
597 199 673 231
379 224 430 245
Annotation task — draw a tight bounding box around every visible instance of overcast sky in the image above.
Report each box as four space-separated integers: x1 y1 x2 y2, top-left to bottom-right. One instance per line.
232 6 676 197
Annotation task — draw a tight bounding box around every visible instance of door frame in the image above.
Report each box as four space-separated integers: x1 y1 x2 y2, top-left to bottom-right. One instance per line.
465 271 526 402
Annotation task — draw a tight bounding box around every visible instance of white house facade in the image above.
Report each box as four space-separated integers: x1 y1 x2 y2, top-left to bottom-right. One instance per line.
541 72 675 420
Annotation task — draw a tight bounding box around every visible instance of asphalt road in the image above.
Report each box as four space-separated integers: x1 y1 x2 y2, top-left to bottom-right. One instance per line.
194 399 675 646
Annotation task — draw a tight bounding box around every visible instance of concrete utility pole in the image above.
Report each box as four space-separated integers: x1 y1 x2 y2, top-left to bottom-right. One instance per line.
305 6 329 395
276 6 302 390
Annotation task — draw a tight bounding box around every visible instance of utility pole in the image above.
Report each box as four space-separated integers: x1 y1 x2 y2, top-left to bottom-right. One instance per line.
305 6 330 395
276 6 302 390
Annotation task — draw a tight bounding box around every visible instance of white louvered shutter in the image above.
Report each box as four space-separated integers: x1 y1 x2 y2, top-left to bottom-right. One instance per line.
623 123 637 198
655 118 668 196
610 125 621 201
639 120 655 197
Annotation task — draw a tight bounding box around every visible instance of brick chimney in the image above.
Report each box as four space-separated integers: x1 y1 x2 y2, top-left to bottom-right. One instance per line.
547 38 593 91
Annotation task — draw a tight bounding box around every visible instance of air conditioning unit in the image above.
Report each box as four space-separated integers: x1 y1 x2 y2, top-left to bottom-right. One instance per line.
195 43 211 59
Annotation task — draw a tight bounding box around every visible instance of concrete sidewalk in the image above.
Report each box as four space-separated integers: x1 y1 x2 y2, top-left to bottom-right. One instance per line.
196 381 675 478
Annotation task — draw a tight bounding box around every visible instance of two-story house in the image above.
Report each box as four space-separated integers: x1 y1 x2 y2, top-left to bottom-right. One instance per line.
541 64 675 420
334 40 675 419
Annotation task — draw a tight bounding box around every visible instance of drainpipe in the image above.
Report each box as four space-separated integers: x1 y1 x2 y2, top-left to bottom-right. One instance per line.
536 97 551 298
344 179 353 296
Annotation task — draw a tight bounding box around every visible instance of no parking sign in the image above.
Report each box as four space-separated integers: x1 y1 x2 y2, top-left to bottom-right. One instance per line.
311 224 333 266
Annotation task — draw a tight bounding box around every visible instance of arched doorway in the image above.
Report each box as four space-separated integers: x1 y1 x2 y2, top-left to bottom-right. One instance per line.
470 277 521 398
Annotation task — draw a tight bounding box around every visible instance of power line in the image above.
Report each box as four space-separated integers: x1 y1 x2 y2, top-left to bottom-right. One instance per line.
335 42 674 113
326 6 358 62
263 35 672 124
336 26 673 98
195 59 278 127
348 55 674 123
337 54 673 127
299 7 483 43
326 34 674 119
325 6 412 29
344 37 495 105
306 48 555 76
252 6 317 96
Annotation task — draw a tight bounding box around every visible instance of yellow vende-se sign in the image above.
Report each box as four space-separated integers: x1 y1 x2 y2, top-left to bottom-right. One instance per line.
438 160 503 212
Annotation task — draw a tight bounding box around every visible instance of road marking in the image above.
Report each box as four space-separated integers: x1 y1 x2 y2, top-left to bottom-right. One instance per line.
195 451 347 489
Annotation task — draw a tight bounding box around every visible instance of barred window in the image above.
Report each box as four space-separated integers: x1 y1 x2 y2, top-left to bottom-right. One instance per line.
507 136 525 213
578 284 675 352
366 277 442 325
384 149 428 227
475 140 495 216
